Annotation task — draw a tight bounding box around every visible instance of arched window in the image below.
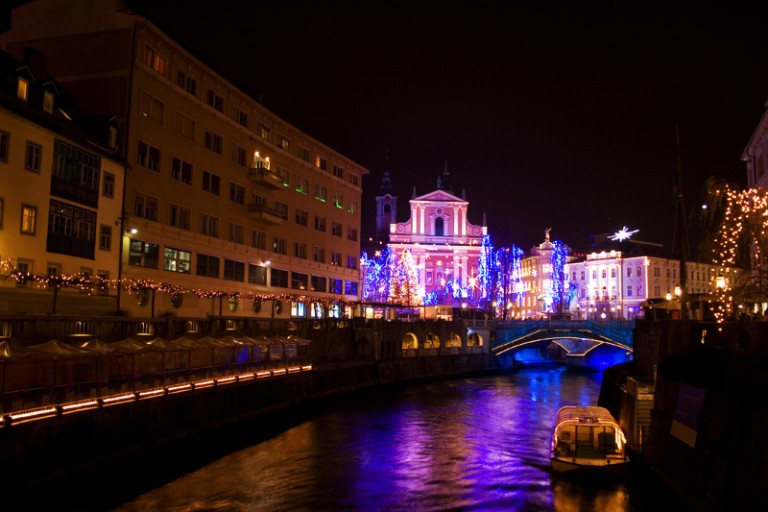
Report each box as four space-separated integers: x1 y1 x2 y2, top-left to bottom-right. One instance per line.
435 217 444 236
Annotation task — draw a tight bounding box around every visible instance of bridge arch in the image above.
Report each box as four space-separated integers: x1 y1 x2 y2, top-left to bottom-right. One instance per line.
402 332 418 349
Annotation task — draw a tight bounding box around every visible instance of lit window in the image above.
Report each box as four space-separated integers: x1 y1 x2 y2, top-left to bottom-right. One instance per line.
20 204 37 234
144 45 166 75
17 77 28 101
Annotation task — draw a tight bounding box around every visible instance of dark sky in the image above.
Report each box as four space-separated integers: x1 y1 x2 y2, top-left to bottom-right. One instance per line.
7 1 768 253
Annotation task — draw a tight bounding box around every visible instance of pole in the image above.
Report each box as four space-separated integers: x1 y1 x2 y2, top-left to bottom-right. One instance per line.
676 125 689 320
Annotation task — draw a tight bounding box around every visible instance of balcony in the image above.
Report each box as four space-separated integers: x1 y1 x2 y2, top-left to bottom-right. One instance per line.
248 204 284 225
249 167 283 190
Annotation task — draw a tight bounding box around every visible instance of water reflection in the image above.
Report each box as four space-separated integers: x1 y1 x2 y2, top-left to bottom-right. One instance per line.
111 368 692 512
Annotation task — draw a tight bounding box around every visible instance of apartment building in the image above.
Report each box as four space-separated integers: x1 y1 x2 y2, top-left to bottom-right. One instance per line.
1 0 368 319
0 49 124 315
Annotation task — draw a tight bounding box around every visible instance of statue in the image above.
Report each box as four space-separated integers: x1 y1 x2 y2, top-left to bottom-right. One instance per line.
545 227 551 241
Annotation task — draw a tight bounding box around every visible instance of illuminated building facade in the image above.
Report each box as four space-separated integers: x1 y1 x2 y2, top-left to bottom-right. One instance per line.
0 49 124 314
1 0 368 318
383 169 486 306
567 249 733 320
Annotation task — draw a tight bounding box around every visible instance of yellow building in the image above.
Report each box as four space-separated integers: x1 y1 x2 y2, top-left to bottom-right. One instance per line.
0 49 124 315
1 0 368 319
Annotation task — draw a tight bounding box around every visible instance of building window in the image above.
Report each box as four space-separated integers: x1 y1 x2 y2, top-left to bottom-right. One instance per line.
295 176 309 194
314 216 326 232
102 172 115 198
17 77 29 101
348 200 358 214
177 70 197 95
346 256 357 270
348 172 359 187
46 199 96 258
333 193 343 209
133 192 158 220
314 185 327 202
275 167 289 186
231 143 247 166
169 203 191 230
345 281 358 296
51 139 100 206
229 182 245 204
25 142 42 172
0 130 9 162
274 201 288 220
248 263 267 285
636 266 641 277
137 141 161 171
233 107 249 128
332 222 342 237
315 156 328 171
277 134 291 151
332 164 343 179
99 225 112 251
139 91 164 123
251 229 266 249
331 251 341 266
272 236 287 255
206 89 224 112
313 246 325 263
627 286 633 297
144 45 166 75
311 275 327 292
294 242 307 259
611 268 616 278
295 208 308 226
347 227 357 242
259 123 271 140
164 247 191 273
299 147 310 162
202 170 221 195
627 267 632 277
173 111 195 141
129 239 159 268
291 272 309 290
228 222 244 244
329 278 343 294
171 156 193 184
204 130 223 154
224 259 245 281
196 253 220 278
43 91 54 113
200 213 219 237
271 268 289 288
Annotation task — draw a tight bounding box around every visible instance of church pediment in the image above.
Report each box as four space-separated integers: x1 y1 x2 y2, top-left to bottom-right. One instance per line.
413 190 465 203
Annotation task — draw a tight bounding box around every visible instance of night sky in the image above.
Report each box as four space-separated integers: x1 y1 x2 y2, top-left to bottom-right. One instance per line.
7 1 768 253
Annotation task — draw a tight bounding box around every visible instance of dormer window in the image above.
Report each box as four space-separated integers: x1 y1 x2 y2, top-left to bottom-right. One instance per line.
43 91 54 113
17 77 29 101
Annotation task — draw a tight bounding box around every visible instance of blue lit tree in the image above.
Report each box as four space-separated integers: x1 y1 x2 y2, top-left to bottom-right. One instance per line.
360 247 392 303
478 233 498 311
549 240 569 317
497 245 524 319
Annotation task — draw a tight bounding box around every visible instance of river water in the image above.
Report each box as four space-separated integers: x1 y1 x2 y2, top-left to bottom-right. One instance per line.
105 368 694 512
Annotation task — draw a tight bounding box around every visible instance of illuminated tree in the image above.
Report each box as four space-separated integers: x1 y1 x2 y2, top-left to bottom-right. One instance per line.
700 179 768 322
360 247 392 302
549 240 569 317
390 248 423 305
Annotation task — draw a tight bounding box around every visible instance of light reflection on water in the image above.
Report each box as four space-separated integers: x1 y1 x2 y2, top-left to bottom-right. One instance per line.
111 368 691 512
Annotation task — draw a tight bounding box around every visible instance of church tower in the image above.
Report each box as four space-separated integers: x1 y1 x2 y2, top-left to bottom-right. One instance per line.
375 171 397 243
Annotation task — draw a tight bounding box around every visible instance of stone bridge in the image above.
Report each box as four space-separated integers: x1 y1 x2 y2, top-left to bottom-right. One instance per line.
491 319 635 358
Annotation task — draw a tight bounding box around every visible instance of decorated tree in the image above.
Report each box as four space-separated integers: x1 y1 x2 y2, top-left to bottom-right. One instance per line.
478 233 498 310
360 247 392 303
700 178 768 322
549 240 569 317
390 247 423 305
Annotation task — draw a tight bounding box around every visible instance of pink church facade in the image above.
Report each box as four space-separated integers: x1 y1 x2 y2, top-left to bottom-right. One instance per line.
386 185 487 306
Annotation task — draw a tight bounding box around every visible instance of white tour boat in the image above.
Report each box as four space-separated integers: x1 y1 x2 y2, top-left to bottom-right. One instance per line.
550 405 630 475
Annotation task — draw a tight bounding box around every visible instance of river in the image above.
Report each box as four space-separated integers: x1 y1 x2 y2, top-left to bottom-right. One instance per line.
100 367 693 512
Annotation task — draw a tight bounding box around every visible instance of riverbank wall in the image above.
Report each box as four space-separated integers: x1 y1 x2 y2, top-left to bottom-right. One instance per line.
0 329 494 494
600 319 768 511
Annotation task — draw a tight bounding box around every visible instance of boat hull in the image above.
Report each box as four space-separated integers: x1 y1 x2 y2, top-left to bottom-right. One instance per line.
550 455 631 476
